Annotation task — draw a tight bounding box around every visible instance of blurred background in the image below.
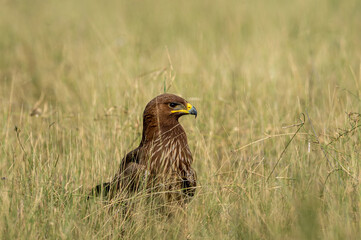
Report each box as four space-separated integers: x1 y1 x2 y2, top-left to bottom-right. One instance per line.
1 0 360 111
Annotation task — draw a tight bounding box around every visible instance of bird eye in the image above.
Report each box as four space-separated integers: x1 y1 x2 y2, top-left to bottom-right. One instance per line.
169 103 178 108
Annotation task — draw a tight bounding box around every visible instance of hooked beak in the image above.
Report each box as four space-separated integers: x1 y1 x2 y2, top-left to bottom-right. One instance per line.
188 105 197 118
171 103 198 118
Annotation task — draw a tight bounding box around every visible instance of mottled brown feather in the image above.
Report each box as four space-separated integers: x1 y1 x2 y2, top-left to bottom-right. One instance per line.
91 94 197 203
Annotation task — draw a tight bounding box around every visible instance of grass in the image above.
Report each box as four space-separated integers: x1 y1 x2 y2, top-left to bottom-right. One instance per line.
1 0 361 239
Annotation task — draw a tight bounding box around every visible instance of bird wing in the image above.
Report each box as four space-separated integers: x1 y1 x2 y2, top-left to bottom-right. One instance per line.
181 167 197 198
89 147 148 198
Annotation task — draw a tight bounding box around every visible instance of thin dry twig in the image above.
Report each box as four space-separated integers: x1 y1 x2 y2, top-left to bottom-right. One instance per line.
320 168 342 198
14 126 26 154
326 120 361 146
232 132 308 152
266 114 305 182
136 67 167 80
305 110 333 168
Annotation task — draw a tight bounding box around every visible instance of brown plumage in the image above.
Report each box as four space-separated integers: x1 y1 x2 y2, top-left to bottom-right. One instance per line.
92 93 197 204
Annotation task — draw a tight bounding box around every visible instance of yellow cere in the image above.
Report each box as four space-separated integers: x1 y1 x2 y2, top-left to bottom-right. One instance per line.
171 103 193 114
186 103 192 110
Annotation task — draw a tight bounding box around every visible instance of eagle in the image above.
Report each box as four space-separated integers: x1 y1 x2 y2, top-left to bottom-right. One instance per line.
91 93 198 204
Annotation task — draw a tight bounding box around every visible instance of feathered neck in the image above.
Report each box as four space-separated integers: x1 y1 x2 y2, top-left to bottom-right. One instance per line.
140 112 184 146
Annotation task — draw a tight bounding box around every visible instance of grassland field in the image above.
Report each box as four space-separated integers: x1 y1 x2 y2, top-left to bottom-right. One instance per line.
1 0 361 239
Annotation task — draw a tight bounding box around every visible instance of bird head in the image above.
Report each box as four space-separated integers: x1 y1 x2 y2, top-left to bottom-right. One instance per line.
144 93 197 122
141 93 197 144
